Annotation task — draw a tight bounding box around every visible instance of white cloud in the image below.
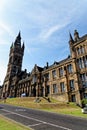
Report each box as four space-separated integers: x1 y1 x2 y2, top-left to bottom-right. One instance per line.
0 22 14 37
41 24 64 39
39 21 70 41
0 22 15 45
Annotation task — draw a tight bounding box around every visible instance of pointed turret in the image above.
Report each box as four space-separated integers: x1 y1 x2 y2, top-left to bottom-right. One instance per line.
69 32 74 44
69 32 75 58
14 31 21 45
17 31 21 41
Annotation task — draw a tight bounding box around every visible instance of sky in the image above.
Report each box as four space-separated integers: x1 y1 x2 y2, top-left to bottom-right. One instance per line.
0 0 87 85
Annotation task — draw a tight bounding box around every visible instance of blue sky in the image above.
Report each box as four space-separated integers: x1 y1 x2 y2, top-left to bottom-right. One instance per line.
0 0 87 85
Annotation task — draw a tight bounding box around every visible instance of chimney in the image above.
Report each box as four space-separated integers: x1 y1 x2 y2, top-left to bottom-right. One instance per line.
46 62 49 68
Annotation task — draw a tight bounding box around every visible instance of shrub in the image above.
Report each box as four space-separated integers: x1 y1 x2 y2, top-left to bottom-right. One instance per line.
81 98 87 108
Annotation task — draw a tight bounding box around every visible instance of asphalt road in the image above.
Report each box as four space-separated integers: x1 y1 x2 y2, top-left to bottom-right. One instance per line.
0 104 87 130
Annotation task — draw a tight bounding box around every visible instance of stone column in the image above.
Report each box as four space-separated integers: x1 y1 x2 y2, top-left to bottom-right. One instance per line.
43 86 45 97
29 86 31 96
84 44 87 53
36 85 38 97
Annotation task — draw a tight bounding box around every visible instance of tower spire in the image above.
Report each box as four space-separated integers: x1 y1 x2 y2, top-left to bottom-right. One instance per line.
17 31 21 40
14 31 21 44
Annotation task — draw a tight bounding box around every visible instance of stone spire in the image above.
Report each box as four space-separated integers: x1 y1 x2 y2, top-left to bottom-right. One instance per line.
14 31 21 45
69 32 74 44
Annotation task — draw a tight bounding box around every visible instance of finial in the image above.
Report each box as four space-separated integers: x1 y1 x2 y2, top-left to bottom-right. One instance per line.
18 31 21 36
17 31 21 40
74 29 79 41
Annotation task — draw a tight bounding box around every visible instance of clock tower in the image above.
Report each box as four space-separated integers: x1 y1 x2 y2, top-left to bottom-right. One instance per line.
2 32 25 97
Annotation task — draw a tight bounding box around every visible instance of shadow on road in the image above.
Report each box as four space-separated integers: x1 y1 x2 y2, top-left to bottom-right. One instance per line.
0 107 3 109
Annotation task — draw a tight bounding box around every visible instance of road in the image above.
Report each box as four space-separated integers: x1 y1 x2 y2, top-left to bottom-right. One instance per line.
0 104 87 130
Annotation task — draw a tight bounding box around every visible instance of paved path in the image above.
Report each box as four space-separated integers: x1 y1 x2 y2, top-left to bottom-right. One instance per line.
0 104 87 130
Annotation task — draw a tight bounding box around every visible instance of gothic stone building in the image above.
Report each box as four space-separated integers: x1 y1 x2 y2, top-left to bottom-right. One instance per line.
2 30 87 105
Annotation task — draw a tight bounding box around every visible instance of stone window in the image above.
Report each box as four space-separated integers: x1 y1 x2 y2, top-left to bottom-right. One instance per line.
77 58 84 69
77 46 85 55
80 73 87 88
81 46 85 54
59 67 64 77
69 80 75 90
44 73 50 81
71 95 76 102
67 64 73 73
52 70 56 79
32 75 37 84
60 82 65 92
84 56 87 67
53 84 58 93
77 47 81 55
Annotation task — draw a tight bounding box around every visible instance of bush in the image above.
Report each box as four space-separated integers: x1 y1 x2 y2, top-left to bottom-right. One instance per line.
81 99 87 108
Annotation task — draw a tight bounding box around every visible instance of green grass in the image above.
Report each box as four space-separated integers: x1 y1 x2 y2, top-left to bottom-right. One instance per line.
0 97 87 118
0 115 31 130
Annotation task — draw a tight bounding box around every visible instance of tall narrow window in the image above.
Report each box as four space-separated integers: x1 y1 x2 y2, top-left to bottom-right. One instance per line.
67 64 73 73
60 82 65 92
77 47 81 55
69 80 74 90
84 56 87 67
71 95 76 102
52 70 56 79
80 73 87 88
53 84 58 94
59 67 64 77
81 46 85 54
32 75 37 84
78 58 83 69
44 73 50 81
82 57 85 68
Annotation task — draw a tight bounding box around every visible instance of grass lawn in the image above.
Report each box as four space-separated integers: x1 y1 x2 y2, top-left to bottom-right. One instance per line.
0 97 87 118
0 115 31 130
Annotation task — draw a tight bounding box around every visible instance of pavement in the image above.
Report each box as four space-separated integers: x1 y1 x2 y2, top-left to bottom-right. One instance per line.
0 104 87 130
